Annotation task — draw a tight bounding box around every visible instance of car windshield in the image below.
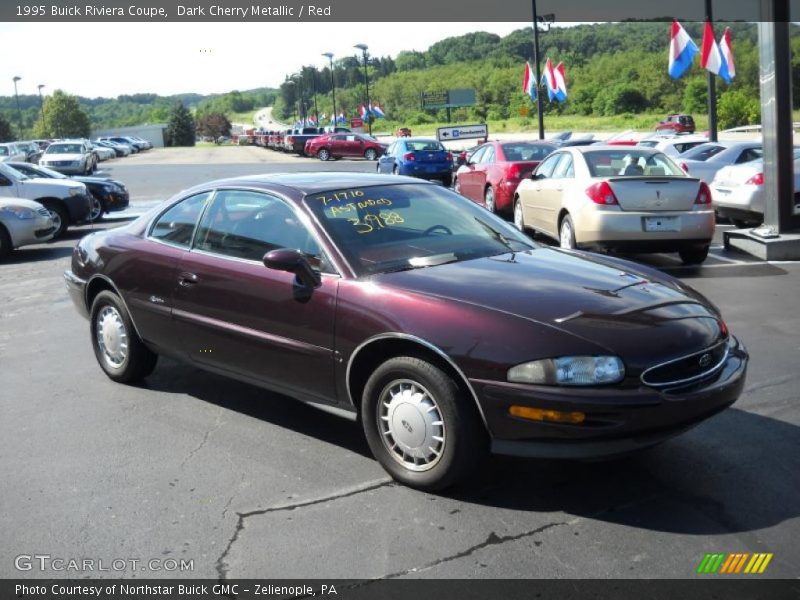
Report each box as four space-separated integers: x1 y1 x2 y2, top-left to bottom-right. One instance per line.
0 163 27 180
405 141 444 152
0 147 8 156
584 150 685 177
46 144 82 154
31 165 67 179
501 142 557 161
304 183 536 277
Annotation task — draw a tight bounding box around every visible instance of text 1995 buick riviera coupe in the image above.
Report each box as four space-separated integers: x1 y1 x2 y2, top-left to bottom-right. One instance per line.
65 173 747 490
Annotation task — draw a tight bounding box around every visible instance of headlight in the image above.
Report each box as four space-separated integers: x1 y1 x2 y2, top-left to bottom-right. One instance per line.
508 356 625 386
0 206 37 220
68 188 82 196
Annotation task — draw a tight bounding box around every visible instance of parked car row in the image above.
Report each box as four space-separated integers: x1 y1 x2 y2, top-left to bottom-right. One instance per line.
255 126 352 157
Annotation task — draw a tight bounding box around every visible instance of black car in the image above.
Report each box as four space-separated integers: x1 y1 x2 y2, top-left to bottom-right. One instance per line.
8 162 130 222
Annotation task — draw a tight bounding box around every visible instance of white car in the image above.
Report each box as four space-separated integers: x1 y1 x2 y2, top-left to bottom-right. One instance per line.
711 149 800 227
39 140 96 175
637 135 709 157
0 197 56 257
0 143 27 162
90 143 116 161
678 141 763 183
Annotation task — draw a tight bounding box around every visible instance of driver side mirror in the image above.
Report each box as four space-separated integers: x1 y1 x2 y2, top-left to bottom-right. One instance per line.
532 172 544 180
263 248 321 289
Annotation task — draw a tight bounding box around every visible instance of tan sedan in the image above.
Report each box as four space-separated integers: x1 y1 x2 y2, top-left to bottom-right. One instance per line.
513 146 715 264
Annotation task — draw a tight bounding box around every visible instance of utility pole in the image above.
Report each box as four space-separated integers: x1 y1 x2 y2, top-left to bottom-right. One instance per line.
12 76 23 139
37 84 45 132
354 44 372 135
322 52 336 129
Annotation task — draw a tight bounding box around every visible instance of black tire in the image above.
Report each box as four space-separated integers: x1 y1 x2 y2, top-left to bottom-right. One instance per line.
364 148 378 161
559 214 577 249
453 177 461 194
392 165 399 176
317 148 330 161
90 290 158 383
730 218 752 229
0 224 12 259
513 198 526 232
89 195 105 222
442 174 453 188
678 244 710 265
361 356 487 491
43 201 69 238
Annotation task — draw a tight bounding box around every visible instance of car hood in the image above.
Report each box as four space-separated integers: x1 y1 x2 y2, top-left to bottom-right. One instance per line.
371 247 725 370
0 196 48 210
24 177 86 191
73 176 121 186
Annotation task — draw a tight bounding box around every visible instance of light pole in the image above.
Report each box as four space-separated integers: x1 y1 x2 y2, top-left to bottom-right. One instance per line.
354 43 371 135
322 52 336 130
306 66 319 127
530 4 554 140
37 84 45 133
12 76 22 139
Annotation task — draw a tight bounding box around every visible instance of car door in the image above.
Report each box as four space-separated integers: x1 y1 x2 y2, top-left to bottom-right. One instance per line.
171 189 339 405
545 153 575 237
118 191 213 354
328 135 347 157
475 145 495 204
458 145 487 201
378 142 396 173
520 152 563 232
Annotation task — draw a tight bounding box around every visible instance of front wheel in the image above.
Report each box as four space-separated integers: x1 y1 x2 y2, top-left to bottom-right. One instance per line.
317 148 330 161
364 148 378 161
44 202 69 238
90 291 158 383
89 196 104 222
678 244 709 265
361 356 487 491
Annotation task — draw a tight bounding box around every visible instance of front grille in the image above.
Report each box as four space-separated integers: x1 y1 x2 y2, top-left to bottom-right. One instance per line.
51 160 73 166
641 340 729 388
36 207 51 217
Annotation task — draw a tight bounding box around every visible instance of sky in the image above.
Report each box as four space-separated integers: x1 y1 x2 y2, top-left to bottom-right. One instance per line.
0 22 530 99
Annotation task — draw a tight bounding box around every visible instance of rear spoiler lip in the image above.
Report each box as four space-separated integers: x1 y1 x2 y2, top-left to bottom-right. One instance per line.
603 176 701 183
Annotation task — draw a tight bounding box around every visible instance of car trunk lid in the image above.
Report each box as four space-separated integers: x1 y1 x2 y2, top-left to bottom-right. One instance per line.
607 177 700 212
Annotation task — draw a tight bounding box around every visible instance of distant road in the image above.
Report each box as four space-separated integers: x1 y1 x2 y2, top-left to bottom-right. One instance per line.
253 106 288 129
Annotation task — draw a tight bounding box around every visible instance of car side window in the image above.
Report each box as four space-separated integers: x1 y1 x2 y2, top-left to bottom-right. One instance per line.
553 154 574 179
385 142 396 155
535 153 562 179
194 190 325 269
480 146 495 164
149 192 212 247
469 146 487 164
736 148 763 163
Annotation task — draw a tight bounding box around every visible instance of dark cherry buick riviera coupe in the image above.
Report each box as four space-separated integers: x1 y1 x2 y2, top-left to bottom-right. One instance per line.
65 173 748 490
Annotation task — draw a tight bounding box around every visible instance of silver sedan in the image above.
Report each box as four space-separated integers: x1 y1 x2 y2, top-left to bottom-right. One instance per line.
0 197 56 258
679 141 763 183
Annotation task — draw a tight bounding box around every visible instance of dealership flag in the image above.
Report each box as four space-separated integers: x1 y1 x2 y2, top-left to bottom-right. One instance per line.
373 103 386 118
719 27 735 83
541 58 567 102
700 21 724 78
522 61 537 100
668 20 699 79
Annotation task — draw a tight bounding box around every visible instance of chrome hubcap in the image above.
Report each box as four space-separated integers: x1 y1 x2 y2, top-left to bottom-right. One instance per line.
96 306 128 368
49 210 62 233
319 150 329 160
514 202 523 231
378 379 446 472
485 189 495 212
560 221 574 248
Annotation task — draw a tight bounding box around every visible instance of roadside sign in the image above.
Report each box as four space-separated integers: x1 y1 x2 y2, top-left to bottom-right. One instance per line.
421 89 476 110
518 106 530 116
350 118 363 128
436 123 489 142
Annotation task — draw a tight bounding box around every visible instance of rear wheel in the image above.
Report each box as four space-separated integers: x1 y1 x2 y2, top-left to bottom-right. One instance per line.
364 148 378 161
678 244 709 265
89 196 104 222
392 165 399 176
731 218 752 229
559 215 576 249
442 174 453 188
90 290 158 383
484 186 496 213
361 356 487 491
317 148 330 161
453 177 461 194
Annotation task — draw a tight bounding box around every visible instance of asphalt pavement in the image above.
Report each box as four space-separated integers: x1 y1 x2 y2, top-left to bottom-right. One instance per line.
1 152 798 580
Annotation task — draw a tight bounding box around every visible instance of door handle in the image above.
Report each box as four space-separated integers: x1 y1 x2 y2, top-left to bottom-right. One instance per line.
178 272 199 286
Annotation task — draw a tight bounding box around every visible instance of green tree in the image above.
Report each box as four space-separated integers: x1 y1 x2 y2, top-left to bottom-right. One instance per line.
0 115 14 142
717 89 760 129
166 101 196 146
33 90 91 138
683 79 708 114
196 112 232 142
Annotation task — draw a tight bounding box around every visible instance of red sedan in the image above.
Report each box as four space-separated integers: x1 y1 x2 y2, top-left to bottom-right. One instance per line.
454 141 557 215
305 133 387 161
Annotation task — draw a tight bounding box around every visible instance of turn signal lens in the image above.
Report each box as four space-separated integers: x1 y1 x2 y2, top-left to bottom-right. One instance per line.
445 152 453 162
746 173 764 186
509 406 586 424
694 181 712 205
586 181 619 205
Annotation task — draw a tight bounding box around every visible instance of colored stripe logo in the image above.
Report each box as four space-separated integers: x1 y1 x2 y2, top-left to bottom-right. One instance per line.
697 553 773 574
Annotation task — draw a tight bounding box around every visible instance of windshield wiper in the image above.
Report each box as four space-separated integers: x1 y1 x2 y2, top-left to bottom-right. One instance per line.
474 218 523 252
380 253 459 274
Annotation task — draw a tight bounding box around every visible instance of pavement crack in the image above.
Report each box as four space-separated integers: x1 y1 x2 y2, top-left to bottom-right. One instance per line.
180 410 223 469
215 478 393 580
744 374 797 395
383 520 567 578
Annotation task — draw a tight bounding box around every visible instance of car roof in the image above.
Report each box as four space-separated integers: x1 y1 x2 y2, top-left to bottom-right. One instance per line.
189 172 431 196
572 145 661 155
400 137 441 143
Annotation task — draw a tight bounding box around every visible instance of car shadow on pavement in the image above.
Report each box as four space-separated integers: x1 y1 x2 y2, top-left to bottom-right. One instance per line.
142 358 373 459
3 246 74 264
448 407 800 535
